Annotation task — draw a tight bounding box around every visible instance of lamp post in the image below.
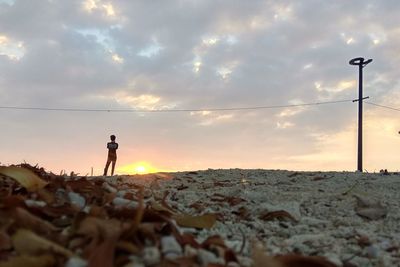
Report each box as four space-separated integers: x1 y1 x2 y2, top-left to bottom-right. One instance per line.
349 57 373 172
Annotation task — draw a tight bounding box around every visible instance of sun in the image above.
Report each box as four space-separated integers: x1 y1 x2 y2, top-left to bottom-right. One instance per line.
117 161 163 174
135 165 147 174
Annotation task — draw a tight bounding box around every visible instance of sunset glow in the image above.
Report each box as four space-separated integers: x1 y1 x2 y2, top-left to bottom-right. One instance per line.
117 162 163 174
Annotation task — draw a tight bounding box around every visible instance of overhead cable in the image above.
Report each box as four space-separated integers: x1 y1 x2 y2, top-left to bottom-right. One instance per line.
365 102 400 112
0 99 354 113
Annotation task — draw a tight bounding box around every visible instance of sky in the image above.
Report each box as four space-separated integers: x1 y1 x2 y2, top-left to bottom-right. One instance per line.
1 0 400 175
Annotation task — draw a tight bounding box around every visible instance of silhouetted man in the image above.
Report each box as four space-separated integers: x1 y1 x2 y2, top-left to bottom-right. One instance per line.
104 135 118 176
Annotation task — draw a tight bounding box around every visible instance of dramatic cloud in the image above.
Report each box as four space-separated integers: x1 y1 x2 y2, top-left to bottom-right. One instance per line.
0 0 399 173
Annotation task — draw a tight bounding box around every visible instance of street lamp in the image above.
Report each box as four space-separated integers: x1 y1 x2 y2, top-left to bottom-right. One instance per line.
349 57 373 172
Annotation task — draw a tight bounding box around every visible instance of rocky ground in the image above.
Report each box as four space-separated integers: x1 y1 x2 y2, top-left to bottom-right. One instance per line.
118 169 400 266
1 165 399 267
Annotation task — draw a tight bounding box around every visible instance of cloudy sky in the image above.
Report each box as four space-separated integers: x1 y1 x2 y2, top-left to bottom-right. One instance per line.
1 0 399 175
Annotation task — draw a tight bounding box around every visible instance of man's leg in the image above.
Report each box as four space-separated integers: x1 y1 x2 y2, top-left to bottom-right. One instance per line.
104 159 111 176
111 160 116 176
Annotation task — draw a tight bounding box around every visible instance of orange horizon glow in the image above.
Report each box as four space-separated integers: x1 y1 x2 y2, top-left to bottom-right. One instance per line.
116 161 172 174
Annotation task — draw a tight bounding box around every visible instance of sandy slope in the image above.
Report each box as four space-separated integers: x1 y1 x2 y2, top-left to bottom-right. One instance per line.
116 169 400 266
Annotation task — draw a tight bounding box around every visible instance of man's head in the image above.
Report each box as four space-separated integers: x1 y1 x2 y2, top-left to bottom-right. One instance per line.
110 135 116 141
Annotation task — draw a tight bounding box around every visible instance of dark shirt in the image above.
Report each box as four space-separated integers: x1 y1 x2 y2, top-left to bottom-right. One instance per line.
107 142 118 160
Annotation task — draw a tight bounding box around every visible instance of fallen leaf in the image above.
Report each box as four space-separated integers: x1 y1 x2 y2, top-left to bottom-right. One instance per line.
275 254 338 267
173 213 217 229
211 193 246 206
12 229 73 257
232 206 251 220
177 184 189 190
252 242 283 267
259 210 297 223
0 166 47 192
10 207 59 237
288 172 301 178
0 231 11 250
76 217 123 267
201 235 226 248
0 254 55 267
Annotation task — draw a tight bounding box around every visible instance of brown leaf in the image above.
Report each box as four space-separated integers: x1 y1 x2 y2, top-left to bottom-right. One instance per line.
232 206 251 220
10 207 59 237
36 189 55 204
252 243 283 267
0 166 47 192
0 254 55 267
0 231 12 250
275 254 338 267
177 233 200 248
12 229 73 257
189 201 205 213
177 184 189 190
211 193 246 206
173 213 217 229
116 240 140 254
77 217 123 267
201 235 226 249
259 210 297 223
288 172 301 178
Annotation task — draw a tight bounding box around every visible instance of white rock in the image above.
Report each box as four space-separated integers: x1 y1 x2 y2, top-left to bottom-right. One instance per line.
365 245 380 258
68 191 86 209
322 252 342 266
161 236 182 254
142 246 161 265
24 199 46 208
197 248 224 266
161 236 182 259
83 206 91 214
112 197 138 208
285 234 325 246
116 190 127 197
184 244 198 257
65 257 87 267
103 182 117 193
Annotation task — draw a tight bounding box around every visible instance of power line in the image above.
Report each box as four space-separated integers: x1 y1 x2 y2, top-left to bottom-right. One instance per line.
0 99 353 113
365 102 400 112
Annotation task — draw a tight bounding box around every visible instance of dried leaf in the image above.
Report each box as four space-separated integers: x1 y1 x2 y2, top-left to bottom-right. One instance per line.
10 207 59 236
177 184 189 190
201 235 226 248
211 193 246 206
0 254 55 267
275 254 338 267
173 213 217 229
232 206 251 220
76 217 124 267
189 201 205 213
259 210 297 223
12 229 73 257
151 200 176 215
0 166 47 192
252 242 283 267
0 231 12 250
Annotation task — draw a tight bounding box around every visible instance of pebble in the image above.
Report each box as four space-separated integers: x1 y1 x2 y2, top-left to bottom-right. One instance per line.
142 246 161 265
112 197 138 208
197 248 224 266
24 199 46 208
65 257 87 267
102 182 117 193
68 191 86 209
161 236 182 259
